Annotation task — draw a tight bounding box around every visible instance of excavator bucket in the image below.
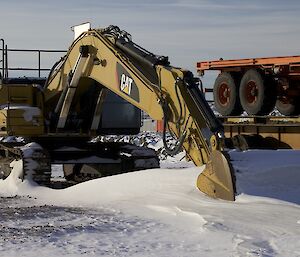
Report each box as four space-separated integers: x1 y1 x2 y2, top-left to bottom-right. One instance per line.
197 150 235 201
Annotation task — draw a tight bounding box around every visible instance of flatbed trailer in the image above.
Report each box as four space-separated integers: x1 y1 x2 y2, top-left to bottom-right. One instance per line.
197 55 300 116
197 55 300 73
220 116 300 150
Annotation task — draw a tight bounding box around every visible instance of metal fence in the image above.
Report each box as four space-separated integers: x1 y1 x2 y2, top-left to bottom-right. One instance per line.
0 38 66 79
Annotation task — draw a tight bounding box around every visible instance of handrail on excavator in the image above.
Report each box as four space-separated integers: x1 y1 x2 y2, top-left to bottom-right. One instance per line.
0 39 66 78
0 39 5 80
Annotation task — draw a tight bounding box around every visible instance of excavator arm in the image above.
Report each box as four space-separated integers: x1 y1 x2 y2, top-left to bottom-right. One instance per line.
44 25 235 201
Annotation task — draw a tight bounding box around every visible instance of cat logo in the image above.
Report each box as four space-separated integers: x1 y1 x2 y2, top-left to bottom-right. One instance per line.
117 63 139 102
120 74 133 95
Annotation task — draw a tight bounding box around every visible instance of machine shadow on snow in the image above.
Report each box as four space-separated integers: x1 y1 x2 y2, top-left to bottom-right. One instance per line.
229 150 300 204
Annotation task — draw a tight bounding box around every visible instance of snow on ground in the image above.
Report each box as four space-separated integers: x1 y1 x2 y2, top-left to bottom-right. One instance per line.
0 149 299 257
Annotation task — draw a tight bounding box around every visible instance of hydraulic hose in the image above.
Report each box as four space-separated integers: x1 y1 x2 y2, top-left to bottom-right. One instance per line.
161 100 186 156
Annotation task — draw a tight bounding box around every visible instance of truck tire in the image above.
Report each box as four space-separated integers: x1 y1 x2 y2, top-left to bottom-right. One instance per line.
213 72 242 116
276 98 299 116
239 69 276 115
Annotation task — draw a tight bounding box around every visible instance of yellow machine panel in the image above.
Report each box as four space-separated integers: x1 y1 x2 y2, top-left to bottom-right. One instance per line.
0 107 44 136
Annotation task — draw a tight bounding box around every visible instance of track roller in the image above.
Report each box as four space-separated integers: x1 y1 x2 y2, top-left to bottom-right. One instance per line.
20 143 51 185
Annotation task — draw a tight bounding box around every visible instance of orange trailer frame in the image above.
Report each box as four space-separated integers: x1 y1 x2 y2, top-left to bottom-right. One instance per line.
197 55 300 76
196 55 300 149
196 55 300 117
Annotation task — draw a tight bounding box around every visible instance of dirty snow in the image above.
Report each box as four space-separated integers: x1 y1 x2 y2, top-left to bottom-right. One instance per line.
0 148 299 256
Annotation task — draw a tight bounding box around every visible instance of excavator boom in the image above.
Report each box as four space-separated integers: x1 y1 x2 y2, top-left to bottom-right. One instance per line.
44 25 236 200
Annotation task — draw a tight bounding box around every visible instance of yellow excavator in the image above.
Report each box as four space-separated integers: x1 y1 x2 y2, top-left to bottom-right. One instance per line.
0 25 235 201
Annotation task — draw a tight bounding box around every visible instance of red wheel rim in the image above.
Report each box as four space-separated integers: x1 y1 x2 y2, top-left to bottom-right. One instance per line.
245 81 258 104
218 82 230 106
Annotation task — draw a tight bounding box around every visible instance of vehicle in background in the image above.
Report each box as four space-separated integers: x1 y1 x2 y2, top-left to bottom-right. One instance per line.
197 56 300 116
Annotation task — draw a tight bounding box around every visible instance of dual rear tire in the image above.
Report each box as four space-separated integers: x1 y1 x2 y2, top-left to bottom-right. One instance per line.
239 69 277 115
213 69 298 116
276 97 299 116
213 72 243 116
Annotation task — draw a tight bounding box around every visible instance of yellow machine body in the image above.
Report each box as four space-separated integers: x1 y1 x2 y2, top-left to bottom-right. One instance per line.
0 83 44 136
0 25 236 200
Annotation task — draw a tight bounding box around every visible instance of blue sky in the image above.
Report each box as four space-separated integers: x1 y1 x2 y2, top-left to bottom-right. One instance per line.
1 0 300 85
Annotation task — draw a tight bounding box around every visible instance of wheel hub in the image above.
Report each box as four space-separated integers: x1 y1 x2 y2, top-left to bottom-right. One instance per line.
218 83 230 105
245 81 258 104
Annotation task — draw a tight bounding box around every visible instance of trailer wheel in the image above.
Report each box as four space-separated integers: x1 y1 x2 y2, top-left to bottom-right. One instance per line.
213 72 242 116
239 69 276 115
276 98 299 116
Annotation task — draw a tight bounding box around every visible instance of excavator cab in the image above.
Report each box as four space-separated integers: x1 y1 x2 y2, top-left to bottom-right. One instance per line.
0 37 158 184
0 40 141 137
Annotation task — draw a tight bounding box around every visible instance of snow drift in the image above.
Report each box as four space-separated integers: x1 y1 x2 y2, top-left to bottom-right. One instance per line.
0 149 299 256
